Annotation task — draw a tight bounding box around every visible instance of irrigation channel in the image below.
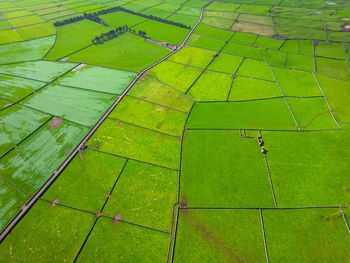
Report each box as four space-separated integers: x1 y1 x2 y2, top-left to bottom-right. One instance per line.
0 0 215 242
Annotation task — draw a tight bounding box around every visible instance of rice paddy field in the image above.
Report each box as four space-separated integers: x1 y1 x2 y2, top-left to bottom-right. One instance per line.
0 0 350 262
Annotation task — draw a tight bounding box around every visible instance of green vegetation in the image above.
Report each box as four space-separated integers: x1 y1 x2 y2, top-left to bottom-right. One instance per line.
187 99 297 130
181 130 275 207
0 35 55 64
103 160 177 231
175 209 266 262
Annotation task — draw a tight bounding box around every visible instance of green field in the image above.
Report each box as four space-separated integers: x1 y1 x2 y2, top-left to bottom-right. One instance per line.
0 0 350 262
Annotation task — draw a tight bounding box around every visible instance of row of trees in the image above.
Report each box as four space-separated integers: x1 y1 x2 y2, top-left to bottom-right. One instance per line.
54 12 106 27
93 6 191 29
92 25 147 44
54 6 191 29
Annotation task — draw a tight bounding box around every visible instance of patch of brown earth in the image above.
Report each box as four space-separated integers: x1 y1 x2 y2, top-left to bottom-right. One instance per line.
51 199 58 207
49 117 63 129
113 213 122 224
64 147 70 154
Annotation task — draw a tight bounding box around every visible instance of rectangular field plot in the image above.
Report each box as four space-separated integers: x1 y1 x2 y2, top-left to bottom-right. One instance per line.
0 74 44 102
272 67 322 97
262 128 350 206
133 19 190 44
42 149 126 212
315 41 347 60
77 217 169 262
0 179 29 232
110 95 188 137
316 57 350 81
231 21 275 37
68 33 170 71
16 23 55 40
169 46 215 69
8 15 45 28
0 61 77 82
0 201 95 262
181 130 275 207
186 99 297 130
231 32 257 45
55 65 136 94
206 1 240 11
187 71 232 101
228 76 281 101
167 13 199 27
22 84 116 127
127 75 194 113
103 160 177 231
0 104 50 157
223 42 266 61
263 208 350 262
148 61 202 93
286 97 338 130
187 34 226 51
207 53 243 74
202 16 235 30
0 119 88 195
237 59 275 81
316 75 350 122
285 53 314 72
174 209 266 263
86 118 181 169
194 23 233 40
100 11 147 28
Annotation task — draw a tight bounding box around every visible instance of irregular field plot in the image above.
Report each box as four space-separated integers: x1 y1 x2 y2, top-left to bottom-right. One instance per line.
174 209 266 263
228 76 281 101
272 67 322 97
207 53 243 74
169 46 215 68
0 74 44 102
237 58 275 81
0 104 50 157
187 99 296 130
187 71 232 101
286 97 338 130
86 118 181 169
187 33 226 51
181 130 275 207
110 95 188 137
0 201 95 262
316 57 350 81
0 119 88 195
316 74 350 122
45 20 114 60
77 217 169 262
128 75 194 112
68 33 170 71
0 61 77 82
263 208 350 262
0 180 29 232
55 65 136 94
262 128 350 207
42 149 126 212
103 160 177 231
0 35 55 64
148 60 202 93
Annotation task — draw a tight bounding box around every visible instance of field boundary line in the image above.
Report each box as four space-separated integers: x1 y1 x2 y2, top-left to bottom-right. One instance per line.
86 147 179 171
260 209 270 263
263 151 278 208
0 0 209 242
73 218 98 262
107 117 181 138
312 72 341 129
340 207 350 234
